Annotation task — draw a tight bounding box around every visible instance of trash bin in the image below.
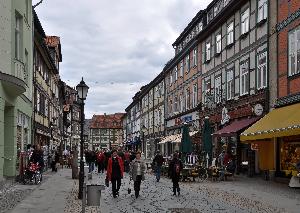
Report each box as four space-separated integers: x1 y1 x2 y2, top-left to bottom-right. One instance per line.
86 184 105 206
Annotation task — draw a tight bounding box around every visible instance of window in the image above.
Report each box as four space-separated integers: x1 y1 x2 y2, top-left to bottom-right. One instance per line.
214 1 222 17
198 22 203 32
257 0 267 23
216 34 222 54
169 99 173 114
193 48 197 67
204 80 211 104
174 66 178 81
288 27 300 76
174 96 178 113
257 51 267 89
207 9 213 22
192 84 198 108
241 8 250 35
169 71 173 85
185 88 190 110
45 100 48 117
179 95 183 112
215 76 222 103
226 70 234 100
15 14 22 60
240 60 249 95
37 91 40 112
25 50 29 83
180 61 184 77
206 42 211 62
224 0 230 6
185 54 190 72
227 22 234 45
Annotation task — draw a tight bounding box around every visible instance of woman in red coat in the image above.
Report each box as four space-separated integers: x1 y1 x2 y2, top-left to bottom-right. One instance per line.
106 150 124 198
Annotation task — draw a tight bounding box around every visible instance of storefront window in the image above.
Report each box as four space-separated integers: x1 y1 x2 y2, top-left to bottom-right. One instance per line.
280 140 300 172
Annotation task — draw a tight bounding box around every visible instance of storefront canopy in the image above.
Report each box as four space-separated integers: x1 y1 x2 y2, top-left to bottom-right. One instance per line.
213 117 260 137
159 131 198 144
240 103 300 141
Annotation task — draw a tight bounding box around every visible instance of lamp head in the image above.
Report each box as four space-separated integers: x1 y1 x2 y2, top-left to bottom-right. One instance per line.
76 77 89 100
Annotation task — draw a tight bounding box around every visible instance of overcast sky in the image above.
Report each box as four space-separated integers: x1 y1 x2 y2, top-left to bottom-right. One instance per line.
35 0 210 119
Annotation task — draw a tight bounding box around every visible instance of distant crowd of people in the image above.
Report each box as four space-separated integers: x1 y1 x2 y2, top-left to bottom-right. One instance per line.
83 147 185 198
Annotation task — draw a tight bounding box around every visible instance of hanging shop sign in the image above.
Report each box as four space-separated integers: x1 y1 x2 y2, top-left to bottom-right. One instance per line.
221 107 230 125
251 143 259 151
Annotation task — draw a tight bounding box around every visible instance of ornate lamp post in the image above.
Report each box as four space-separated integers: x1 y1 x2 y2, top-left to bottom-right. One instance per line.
76 77 89 199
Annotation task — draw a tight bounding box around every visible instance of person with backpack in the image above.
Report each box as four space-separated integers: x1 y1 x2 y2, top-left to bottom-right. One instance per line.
168 152 183 196
152 150 164 182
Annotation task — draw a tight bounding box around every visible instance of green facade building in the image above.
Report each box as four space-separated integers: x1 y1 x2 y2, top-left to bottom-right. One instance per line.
0 0 33 179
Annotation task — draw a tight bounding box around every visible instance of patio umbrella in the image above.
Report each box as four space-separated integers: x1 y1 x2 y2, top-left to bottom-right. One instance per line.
180 125 193 156
202 118 212 164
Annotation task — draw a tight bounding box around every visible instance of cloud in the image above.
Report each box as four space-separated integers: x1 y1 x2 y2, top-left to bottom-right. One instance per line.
36 0 210 118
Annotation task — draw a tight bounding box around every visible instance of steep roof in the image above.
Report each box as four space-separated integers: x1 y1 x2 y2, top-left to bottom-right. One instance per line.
90 113 125 129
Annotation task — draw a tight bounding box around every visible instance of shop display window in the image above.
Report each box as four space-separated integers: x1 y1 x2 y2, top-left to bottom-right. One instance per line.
280 141 300 172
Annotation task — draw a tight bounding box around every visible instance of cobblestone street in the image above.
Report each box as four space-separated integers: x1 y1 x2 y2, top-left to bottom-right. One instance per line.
2 168 300 213
66 170 300 213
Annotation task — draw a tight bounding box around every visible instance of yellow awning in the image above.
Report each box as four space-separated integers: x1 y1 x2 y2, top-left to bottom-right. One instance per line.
240 103 300 141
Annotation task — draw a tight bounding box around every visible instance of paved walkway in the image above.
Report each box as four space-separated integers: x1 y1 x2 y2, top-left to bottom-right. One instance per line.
8 169 73 213
4 168 300 213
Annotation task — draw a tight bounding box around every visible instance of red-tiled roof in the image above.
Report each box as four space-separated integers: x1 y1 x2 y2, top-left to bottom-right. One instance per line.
90 113 125 129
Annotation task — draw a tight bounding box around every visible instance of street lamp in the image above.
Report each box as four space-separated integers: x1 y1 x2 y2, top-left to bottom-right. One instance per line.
141 125 147 154
76 77 89 200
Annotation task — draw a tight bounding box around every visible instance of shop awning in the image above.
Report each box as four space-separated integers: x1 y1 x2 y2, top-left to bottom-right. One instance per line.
213 117 260 137
159 134 181 144
240 103 300 141
159 131 198 144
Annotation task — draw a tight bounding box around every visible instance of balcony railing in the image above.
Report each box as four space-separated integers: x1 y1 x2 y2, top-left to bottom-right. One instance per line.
14 59 25 82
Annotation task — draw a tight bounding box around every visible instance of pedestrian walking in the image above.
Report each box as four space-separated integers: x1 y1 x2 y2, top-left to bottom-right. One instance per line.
168 152 183 196
97 150 105 173
152 150 164 182
124 150 130 172
130 151 146 198
106 150 124 198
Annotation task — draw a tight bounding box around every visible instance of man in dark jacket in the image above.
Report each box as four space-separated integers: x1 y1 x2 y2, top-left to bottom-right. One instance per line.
153 150 164 182
168 152 183 196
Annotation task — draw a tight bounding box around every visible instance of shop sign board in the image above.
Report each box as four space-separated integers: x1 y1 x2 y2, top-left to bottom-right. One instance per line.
251 143 259 151
182 115 193 123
